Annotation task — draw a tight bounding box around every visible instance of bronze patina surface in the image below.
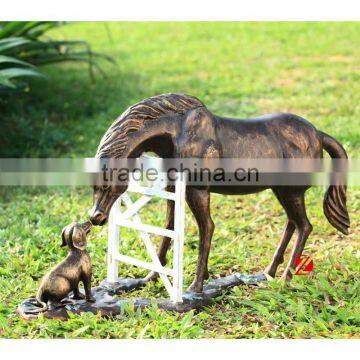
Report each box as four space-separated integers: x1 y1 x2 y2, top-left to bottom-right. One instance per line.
88 93 350 293
18 93 350 320
17 273 266 320
22 221 95 315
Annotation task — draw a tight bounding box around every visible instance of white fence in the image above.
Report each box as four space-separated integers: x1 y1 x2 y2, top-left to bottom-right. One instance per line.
106 156 186 303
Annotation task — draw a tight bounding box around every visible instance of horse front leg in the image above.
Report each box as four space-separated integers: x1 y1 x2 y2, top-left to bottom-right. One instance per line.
157 195 175 266
186 187 214 293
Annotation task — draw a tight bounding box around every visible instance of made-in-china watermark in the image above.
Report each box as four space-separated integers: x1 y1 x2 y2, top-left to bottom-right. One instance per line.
0 156 354 186
101 161 259 186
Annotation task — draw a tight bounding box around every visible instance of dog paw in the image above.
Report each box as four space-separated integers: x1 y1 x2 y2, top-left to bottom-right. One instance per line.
72 293 86 300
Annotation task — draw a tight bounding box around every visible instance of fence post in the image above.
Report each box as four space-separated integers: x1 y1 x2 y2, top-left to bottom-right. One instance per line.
107 198 120 283
172 173 186 303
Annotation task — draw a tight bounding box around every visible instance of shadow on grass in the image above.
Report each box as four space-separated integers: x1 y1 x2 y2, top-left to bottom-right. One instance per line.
0 64 144 157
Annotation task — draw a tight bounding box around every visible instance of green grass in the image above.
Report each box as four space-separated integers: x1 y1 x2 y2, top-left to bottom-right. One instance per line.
0 22 359 338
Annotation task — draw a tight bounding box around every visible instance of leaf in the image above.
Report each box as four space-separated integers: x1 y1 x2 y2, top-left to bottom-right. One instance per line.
72 325 90 337
0 55 34 67
0 22 114 96
26 22 58 38
0 67 43 79
0 22 41 39
0 76 16 88
0 67 44 89
0 37 31 53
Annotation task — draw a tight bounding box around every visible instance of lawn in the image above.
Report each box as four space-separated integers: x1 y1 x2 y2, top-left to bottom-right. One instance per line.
0 22 359 338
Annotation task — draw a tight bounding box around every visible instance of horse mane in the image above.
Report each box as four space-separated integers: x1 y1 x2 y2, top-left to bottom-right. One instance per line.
96 93 204 158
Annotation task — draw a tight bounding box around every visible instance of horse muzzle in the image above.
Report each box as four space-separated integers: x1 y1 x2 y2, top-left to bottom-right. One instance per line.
88 207 108 226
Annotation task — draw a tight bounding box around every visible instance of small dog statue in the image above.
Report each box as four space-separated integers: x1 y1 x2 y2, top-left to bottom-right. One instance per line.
33 221 95 312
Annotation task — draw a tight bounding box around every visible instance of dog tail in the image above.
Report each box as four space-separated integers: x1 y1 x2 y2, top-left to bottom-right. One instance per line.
25 295 48 314
321 131 350 235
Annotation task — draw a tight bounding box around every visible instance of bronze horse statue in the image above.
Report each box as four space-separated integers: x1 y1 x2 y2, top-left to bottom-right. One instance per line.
88 93 349 293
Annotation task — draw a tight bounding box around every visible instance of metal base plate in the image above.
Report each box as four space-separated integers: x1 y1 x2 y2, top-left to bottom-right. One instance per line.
17 273 267 320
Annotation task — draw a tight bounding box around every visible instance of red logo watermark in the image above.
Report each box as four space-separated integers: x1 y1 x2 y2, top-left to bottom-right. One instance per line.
294 254 314 275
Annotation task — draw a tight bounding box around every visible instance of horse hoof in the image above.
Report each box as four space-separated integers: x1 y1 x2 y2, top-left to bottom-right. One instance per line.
187 282 204 294
142 271 159 283
263 272 274 281
72 293 86 300
263 266 276 278
280 272 292 282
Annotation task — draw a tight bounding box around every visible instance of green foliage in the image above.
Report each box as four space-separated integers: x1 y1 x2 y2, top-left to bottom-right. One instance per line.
0 22 113 93
0 22 359 338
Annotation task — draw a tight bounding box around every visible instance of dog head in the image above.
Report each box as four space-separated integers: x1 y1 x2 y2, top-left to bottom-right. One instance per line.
61 221 91 251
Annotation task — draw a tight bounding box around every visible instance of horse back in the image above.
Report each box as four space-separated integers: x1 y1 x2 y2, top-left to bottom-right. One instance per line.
215 112 322 159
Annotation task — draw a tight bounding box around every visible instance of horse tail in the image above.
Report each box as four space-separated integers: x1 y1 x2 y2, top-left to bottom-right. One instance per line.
320 131 350 235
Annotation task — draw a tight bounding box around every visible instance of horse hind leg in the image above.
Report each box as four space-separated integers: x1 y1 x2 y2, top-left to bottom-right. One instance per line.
276 188 313 281
264 219 295 278
264 189 296 277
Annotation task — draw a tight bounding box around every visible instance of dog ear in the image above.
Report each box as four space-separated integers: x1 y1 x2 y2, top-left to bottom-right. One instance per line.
61 227 67 247
61 222 75 247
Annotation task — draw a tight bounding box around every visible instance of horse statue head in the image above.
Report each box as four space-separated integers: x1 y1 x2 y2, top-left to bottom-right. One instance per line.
88 93 204 225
